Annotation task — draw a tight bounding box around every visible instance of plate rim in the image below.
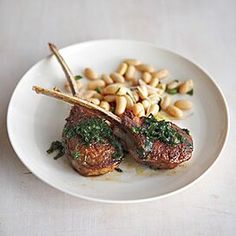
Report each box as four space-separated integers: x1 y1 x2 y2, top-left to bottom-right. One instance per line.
7 39 230 203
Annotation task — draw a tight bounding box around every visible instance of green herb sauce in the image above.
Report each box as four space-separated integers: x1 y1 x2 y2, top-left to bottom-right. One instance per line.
63 118 123 160
132 114 191 158
47 141 65 160
72 151 80 160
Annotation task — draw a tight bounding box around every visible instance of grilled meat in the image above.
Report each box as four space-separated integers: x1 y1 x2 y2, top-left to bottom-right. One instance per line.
62 105 123 176
119 111 193 169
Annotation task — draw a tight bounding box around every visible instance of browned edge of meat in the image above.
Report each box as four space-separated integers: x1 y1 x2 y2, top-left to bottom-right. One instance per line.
62 105 124 176
120 110 193 169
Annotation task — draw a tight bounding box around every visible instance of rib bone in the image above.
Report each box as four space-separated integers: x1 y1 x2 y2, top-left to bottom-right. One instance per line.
48 43 79 96
33 86 121 123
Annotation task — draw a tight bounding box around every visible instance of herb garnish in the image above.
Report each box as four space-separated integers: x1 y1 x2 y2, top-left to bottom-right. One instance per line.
47 141 65 159
74 75 83 80
72 151 80 160
95 87 101 94
132 114 190 158
63 118 123 160
187 89 193 95
166 88 178 95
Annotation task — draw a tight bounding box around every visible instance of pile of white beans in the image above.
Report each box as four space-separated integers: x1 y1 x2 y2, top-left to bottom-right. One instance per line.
65 59 194 119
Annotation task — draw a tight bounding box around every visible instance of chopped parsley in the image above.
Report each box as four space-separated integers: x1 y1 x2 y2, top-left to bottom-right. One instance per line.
47 141 65 160
166 88 178 95
132 114 191 158
63 118 123 160
187 89 194 95
74 75 83 80
72 151 80 160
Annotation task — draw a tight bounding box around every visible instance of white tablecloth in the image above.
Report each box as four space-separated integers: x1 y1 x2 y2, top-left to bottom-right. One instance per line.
0 0 235 235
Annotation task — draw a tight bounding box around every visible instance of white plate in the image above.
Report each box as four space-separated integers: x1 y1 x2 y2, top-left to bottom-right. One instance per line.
7 40 229 203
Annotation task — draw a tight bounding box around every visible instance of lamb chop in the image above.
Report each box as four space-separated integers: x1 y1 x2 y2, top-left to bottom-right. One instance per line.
33 43 193 176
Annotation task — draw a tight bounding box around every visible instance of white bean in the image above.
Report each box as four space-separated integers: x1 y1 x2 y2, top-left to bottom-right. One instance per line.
101 74 113 85
142 72 152 84
157 83 167 91
167 80 180 90
132 103 145 117
103 84 127 95
88 98 100 105
166 105 183 118
115 96 127 115
152 69 169 79
149 77 159 87
146 104 159 116
142 99 150 111
110 72 125 83
160 95 171 110
124 59 141 66
117 63 128 75
100 101 110 111
125 94 134 109
84 68 98 80
174 100 193 110
82 90 97 99
125 65 136 81
136 64 155 73
103 95 116 102
179 80 194 94
87 80 106 90
137 85 148 99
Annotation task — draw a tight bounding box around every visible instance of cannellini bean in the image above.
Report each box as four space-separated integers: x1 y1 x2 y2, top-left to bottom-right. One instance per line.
142 99 150 111
166 105 183 118
174 100 193 110
142 72 152 83
100 101 110 111
152 69 169 79
137 85 148 99
101 74 113 85
125 65 136 81
160 95 171 110
103 83 127 95
148 93 161 103
115 96 127 115
149 77 159 87
179 80 194 94
124 59 141 66
84 68 98 80
110 72 125 83
132 91 139 102
82 90 97 99
88 80 106 90
136 64 155 73
125 94 134 109
167 80 180 90
132 103 145 117
117 63 128 75
131 79 138 86
92 92 103 100
103 95 116 102
157 83 167 91
88 98 100 105
146 104 159 116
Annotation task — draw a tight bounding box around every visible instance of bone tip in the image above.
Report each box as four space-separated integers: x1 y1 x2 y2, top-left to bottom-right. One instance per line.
48 42 57 51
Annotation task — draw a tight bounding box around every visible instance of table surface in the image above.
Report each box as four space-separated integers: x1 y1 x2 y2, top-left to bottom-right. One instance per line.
1 0 236 235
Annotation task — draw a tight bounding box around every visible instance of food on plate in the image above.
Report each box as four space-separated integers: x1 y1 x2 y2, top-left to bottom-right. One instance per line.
32 43 194 177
